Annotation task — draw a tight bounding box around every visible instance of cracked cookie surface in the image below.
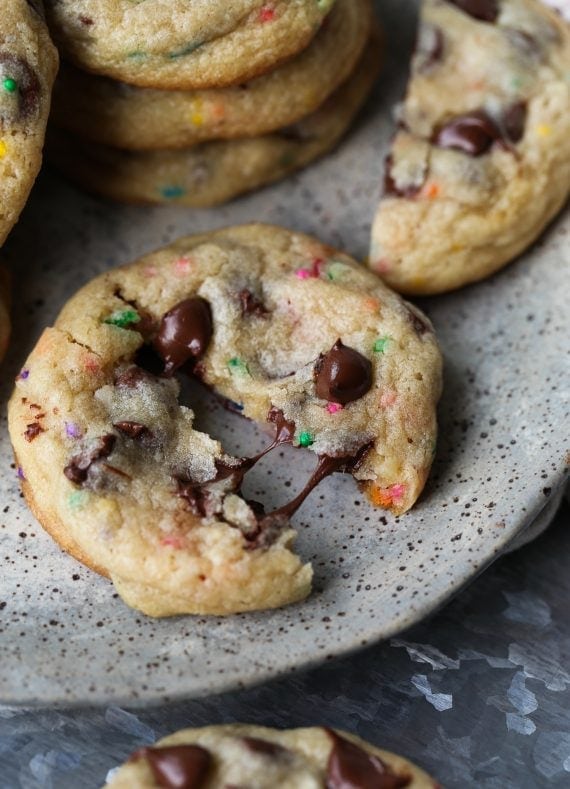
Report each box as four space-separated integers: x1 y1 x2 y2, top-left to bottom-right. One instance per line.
0 0 58 247
45 0 336 90
8 224 441 617
103 723 437 788
369 0 570 295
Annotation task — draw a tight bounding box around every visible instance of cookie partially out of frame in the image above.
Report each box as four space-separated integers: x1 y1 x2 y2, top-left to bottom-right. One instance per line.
50 0 372 151
104 724 439 788
9 224 441 617
47 33 381 208
369 0 570 295
45 0 336 90
0 0 58 247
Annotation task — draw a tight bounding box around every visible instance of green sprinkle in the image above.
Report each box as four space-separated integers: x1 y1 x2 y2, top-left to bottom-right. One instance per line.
3 77 17 93
68 490 89 510
168 41 203 60
103 309 140 329
160 185 186 200
126 51 147 60
373 336 392 354
228 357 249 376
326 260 349 281
298 431 314 448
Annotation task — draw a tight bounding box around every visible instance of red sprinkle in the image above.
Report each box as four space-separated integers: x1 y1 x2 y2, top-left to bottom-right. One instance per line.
259 6 276 22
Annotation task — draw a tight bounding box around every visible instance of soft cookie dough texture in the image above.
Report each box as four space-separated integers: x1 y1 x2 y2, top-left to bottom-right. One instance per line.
48 36 380 208
9 225 442 617
369 0 570 295
104 724 438 788
0 0 58 247
45 0 337 90
50 0 371 150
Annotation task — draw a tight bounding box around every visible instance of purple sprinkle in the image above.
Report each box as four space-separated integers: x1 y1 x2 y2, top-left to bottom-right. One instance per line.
17 466 26 481
65 422 82 438
19 369 30 380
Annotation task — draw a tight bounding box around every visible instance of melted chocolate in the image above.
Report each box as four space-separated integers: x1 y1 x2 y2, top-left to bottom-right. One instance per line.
0 54 40 124
239 289 268 317
383 155 422 199
131 744 212 789
315 340 373 405
433 111 501 156
64 434 116 484
241 737 289 758
113 420 150 439
176 477 216 518
24 422 44 442
155 298 213 375
325 729 411 789
134 345 165 376
447 0 499 22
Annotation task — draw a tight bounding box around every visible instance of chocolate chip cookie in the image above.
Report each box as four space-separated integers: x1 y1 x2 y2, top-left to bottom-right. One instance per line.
369 0 570 294
45 0 336 90
0 0 58 247
50 0 371 151
103 724 438 788
8 224 442 617
47 34 381 207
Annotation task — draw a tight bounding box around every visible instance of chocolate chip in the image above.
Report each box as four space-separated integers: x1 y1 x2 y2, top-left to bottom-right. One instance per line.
433 111 501 156
447 0 499 22
130 744 212 789
64 435 116 485
239 289 268 317
176 477 216 518
502 101 527 143
155 298 213 375
0 54 40 124
241 737 289 758
325 729 412 789
24 422 44 442
113 421 149 440
314 340 373 405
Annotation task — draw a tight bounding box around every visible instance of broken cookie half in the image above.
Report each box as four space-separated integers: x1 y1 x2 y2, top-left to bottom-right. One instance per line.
9 224 441 616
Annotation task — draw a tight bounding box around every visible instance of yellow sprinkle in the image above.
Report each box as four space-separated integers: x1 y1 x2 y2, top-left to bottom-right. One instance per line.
0 140 7 158
536 124 552 137
190 98 204 127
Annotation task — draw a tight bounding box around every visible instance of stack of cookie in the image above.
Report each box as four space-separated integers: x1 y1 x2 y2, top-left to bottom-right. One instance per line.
46 0 380 207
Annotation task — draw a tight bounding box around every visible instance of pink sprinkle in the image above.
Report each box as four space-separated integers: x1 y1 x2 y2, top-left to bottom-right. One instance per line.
295 258 325 280
65 422 82 438
173 256 193 276
259 5 276 22
374 258 392 274
84 357 100 374
160 535 184 549
389 483 406 502
326 403 343 414
17 466 25 481
19 369 29 380
144 265 157 278
295 269 311 279
380 389 397 408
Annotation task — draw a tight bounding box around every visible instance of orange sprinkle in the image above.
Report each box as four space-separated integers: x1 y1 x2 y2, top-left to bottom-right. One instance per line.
422 182 441 199
211 102 226 120
363 297 380 312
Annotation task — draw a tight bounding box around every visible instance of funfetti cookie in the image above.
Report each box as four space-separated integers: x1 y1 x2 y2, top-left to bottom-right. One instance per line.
103 724 438 788
50 0 372 151
47 35 381 208
369 0 570 295
0 0 58 247
45 0 337 90
9 225 442 617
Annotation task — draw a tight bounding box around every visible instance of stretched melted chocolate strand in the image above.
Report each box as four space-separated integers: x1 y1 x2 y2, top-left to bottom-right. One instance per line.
325 729 412 789
447 0 499 23
155 297 213 375
130 745 212 789
315 340 373 405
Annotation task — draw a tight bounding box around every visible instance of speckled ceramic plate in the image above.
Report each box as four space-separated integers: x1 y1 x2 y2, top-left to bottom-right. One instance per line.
0 0 568 708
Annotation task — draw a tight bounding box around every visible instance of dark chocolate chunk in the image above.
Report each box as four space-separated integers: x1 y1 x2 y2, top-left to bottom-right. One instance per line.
24 422 44 442
433 111 501 156
325 729 411 789
447 0 499 22
315 340 373 405
241 737 289 758
502 101 527 143
113 421 150 440
130 744 212 789
383 155 422 199
0 54 40 124
176 477 216 518
239 289 268 317
64 434 116 484
155 298 213 375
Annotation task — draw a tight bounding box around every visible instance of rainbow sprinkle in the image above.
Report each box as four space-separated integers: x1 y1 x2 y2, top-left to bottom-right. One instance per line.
298 431 314 448
373 336 392 354
228 357 249 376
326 403 343 414
103 309 140 329
68 490 89 509
3 77 16 93
18 369 29 380
17 466 25 481
65 422 82 439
